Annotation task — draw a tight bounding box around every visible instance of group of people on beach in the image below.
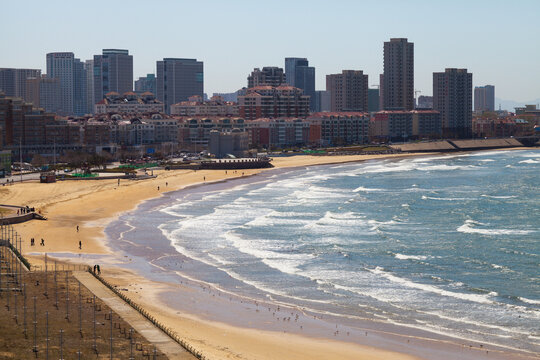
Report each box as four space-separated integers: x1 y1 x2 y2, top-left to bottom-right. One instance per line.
17 206 34 215
92 264 101 275
30 237 44 246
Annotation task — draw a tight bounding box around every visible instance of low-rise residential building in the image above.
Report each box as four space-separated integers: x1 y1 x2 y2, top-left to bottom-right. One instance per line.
238 86 310 120
307 112 370 146
177 117 246 149
372 110 441 141
209 128 249 158
170 96 238 117
247 118 310 148
95 92 164 114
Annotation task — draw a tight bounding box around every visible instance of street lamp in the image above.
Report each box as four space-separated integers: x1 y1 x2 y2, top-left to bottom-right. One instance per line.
19 138 23 183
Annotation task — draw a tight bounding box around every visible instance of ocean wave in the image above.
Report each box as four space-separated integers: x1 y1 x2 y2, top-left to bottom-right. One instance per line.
519 159 540 164
353 186 383 192
417 164 476 172
224 231 312 275
480 194 517 199
394 253 428 261
421 195 471 201
457 220 535 236
479 159 495 162
369 266 494 304
519 297 540 305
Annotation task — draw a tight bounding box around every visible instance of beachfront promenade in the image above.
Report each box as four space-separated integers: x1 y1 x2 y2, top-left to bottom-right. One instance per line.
74 271 196 359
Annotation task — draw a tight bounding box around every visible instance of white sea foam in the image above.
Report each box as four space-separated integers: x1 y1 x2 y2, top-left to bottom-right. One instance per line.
206 253 235 266
519 159 540 164
481 194 517 199
417 164 476 172
479 159 495 162
369 266 495 304
457 219 535 236
353 186 383 192
421 195 470 201
224 231 312 276
395 254 428 261
519 297 540 305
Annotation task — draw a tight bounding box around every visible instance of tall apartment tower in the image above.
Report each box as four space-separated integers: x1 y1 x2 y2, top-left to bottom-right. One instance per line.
247 67 286 88
433 68 473 138
85 60 95 114
46 52 77 115
383 38 414 110
285 58 316 111
326 70 369 112
474 85 495 112
156 58 204 113
93 49 133 103
39 76 62 113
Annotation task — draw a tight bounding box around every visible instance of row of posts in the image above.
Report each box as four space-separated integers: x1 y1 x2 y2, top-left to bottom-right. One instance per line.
0 224 159 359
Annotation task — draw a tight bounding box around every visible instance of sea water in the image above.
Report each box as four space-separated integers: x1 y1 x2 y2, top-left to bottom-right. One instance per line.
109 149 540 352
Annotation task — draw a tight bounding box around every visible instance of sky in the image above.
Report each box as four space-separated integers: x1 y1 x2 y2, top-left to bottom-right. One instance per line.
1 0 539 104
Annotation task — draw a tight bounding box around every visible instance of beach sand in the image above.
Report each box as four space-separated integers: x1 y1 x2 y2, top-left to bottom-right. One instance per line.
5 152 538 360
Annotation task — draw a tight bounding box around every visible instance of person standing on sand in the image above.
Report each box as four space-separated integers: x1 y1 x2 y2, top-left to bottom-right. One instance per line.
40 238 44 246
158 186 160 191
76 225 79 232
79 240 82 249
97 264 101 275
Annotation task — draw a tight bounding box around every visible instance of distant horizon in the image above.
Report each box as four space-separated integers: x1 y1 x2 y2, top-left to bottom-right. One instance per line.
1 0 539 105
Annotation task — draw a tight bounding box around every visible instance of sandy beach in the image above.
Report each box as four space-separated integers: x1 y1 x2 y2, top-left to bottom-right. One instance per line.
4 151 538 360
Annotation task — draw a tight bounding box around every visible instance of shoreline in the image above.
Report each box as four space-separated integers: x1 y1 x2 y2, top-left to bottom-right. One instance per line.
9 148 539 360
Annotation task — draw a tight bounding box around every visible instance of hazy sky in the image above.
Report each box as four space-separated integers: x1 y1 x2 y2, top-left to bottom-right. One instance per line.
1 0 539 102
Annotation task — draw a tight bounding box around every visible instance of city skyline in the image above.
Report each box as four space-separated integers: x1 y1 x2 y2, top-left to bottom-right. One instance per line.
1 0 539 105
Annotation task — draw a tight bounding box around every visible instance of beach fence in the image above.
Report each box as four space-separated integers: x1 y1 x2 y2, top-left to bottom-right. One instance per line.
90 270 209 360
0 225 168 359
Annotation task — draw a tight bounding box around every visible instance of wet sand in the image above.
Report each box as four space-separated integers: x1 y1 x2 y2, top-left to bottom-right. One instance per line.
6 151 538 360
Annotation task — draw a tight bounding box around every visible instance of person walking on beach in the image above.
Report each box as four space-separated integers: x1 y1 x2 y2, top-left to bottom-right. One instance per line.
40 238 44 246
157 186 160 191
203 176 206 182
79 240 82 249
31 238 34 246
96 264 101 275
93 265 97 274
76 225 79 232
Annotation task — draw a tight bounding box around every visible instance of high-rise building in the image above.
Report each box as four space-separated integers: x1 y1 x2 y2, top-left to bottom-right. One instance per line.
25 77 41 107
247 67 285 88
368 88 380 112
93 49 133 104
134 74 156 94
156 58 204 113
85 60 94 114
73 59 86 116
313 90 331 112
47 52 76 115
383 38 414 110
326 70 368 112
474 85 495 112
39 76 61 114
433 68 473 138
285 58 316 111
0 68 42 100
